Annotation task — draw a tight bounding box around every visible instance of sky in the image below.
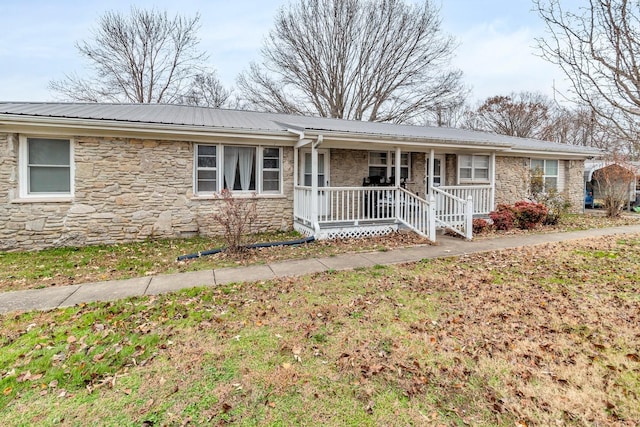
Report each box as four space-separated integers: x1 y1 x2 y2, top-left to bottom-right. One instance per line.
0 0 581 105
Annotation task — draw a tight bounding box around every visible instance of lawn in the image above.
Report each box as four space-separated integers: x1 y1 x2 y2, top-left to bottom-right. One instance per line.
0 213 638 293
1 233 638 426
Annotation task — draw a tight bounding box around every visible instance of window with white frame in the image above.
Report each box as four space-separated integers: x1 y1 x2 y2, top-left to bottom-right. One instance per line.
195 145 281 194
368 151 410 180
458 154 489 183
530 159 559 190
20 136 73 196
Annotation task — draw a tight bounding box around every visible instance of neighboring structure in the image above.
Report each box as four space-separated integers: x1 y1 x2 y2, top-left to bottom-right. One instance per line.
584 160 640 208
0 103 601 251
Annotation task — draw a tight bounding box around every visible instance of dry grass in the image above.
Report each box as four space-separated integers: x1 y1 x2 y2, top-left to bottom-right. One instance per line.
1 212 639 293
1 233 638 425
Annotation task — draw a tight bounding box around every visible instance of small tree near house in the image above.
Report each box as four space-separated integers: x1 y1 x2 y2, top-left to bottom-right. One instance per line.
212 189 258 254
592 159 637 218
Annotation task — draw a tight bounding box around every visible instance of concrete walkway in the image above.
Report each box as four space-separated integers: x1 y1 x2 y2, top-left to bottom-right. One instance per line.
1 224 639 315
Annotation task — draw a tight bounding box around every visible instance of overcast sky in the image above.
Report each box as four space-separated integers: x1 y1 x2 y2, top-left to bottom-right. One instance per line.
0 0 580 105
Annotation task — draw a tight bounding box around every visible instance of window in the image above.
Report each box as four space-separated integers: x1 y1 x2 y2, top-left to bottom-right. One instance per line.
196 145 217 192
262 147 281 192
195 145 281 195
368 151 410 180
531 159 559 190
458 154 490 183
20 137 73 196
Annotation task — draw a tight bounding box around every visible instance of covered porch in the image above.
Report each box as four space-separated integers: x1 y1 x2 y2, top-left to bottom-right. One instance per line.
291 133 496 242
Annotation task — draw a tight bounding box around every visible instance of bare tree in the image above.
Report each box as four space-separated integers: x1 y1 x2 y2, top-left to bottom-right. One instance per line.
180 72 231 108
49 7 223 104
535 0 640 156
237 0 466 123
464 92 554 139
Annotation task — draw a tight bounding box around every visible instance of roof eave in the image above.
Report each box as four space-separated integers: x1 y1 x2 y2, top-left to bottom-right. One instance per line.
0 114 296 143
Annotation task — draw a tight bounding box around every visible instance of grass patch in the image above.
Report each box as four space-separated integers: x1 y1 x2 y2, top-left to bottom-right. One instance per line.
0 231 433 292
1 234 639 425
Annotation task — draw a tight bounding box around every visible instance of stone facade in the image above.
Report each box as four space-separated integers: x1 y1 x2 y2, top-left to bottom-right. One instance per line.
1 133 587 251
494 156 530 206
1 134 293 251
494 156 584 213
564 159 586 212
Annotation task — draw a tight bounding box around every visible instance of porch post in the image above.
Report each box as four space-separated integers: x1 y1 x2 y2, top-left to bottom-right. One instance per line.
490 152 496 210
293 147 299 188
311 135 323 233
429 195 436 241
394 147 402 185
465 195 474 240
428 149 435 193
395 147 401 217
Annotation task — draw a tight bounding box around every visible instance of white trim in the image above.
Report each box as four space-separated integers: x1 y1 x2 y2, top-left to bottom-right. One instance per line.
457 154 491 184
193 143 283 196
260 146 283 194
425 153 445 195
299 148 330 187
19 135 74 199
368 150 410 180
530 158 561 191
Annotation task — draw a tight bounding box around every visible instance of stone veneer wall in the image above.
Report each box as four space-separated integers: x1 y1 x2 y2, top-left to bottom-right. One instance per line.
494 156 530 206
0 134 294 251
494 156 584 213
564 159 585 212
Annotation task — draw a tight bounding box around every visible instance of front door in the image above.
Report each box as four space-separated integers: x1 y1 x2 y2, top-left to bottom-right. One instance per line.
425 155 445 195
301 149 330 216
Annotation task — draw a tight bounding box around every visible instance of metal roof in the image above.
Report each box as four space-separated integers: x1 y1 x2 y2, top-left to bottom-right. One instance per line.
0 102 603 156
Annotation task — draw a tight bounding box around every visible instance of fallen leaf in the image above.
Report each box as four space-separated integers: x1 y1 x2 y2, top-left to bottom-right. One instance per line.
625 353 639 362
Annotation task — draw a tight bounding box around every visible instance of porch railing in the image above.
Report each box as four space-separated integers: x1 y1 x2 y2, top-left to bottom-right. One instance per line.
432 187 473 239
295 185 476 241
293 186 435 239
436 185 493 215
395 188 434 238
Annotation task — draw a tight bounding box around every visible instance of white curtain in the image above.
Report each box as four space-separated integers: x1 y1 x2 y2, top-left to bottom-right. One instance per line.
224 147 238 190
238 147 254 191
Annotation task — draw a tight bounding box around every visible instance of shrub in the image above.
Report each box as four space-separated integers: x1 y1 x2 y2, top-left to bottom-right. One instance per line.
212 189 258 254
489 204 516 231
537 190 572 225
472 218 490 234
512 201 548 230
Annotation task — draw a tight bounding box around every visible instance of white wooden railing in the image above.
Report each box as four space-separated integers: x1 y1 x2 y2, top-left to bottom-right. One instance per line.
432 187 473 239
294 186 435 239
294 186 314 226
395 188 434 238
437 185 493 215
295 185 478 240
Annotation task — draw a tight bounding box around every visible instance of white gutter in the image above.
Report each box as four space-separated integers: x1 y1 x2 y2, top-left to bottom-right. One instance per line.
0 115 296 143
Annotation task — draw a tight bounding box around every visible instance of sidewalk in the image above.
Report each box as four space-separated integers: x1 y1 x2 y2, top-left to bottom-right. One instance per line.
2 224 639 315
